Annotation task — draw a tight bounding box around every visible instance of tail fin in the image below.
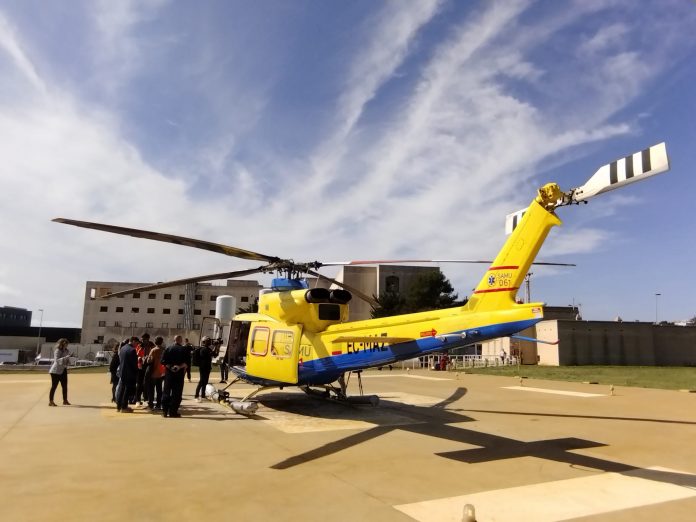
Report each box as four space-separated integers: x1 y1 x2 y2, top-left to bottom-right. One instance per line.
467 192 561 312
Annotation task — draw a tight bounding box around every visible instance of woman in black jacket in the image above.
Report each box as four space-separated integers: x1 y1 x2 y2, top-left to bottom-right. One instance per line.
109 343 122 403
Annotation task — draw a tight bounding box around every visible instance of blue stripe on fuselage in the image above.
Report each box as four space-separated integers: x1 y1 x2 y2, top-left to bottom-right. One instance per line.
297 318 540 385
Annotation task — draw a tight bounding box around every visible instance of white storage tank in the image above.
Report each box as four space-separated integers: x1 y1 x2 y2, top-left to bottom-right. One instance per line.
215 295 237 323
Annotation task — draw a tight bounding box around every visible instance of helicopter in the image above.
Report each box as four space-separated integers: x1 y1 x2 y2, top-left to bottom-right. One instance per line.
54 142 669 414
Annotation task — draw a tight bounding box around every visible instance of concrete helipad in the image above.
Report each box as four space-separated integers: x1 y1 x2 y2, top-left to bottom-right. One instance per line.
2 368 696 521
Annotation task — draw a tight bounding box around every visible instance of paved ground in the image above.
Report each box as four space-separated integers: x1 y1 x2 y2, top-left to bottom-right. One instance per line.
2 368 696 521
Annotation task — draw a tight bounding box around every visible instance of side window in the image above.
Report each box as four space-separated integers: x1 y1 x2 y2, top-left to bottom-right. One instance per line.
386 275 400 293
271 330 294 359
250 327 270 356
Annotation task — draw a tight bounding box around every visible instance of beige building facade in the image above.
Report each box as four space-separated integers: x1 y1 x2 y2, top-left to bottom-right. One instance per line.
334 265 442 321
81 279 262 344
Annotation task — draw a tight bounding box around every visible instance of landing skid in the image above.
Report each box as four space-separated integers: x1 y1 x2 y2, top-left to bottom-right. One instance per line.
208 377 262 415
302 371 380 407
210 371 380 415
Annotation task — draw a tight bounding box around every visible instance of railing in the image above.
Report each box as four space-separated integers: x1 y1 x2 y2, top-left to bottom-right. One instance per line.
397 354 518 371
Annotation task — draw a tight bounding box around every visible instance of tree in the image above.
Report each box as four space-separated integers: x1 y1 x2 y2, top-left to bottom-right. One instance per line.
371 271 464 318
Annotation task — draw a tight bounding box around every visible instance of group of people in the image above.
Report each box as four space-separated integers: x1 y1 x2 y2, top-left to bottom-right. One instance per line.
108 333 226 418
47 333 228 417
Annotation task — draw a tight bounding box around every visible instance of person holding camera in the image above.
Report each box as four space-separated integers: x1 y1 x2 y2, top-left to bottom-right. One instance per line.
48 338 72 407
194 336 215 402
161 335 189 418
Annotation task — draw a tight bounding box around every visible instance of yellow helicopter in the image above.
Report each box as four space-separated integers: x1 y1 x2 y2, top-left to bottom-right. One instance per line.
54 142 669 414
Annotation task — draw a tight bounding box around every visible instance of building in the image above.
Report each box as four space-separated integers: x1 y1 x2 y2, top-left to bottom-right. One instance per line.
482 306 696 366
81 279 263 344
333 265 442 320
0 306 32 328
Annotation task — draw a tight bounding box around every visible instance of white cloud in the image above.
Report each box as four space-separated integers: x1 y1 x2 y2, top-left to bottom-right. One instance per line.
1 1 694 325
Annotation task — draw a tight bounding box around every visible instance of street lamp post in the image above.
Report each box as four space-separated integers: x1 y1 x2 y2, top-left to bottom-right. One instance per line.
35 309 44 357
655 293 661 324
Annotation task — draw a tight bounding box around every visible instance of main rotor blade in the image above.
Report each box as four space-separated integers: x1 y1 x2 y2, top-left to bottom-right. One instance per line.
305 269 380 308
52 218 280 263
100 267 267 298
322 259 575 267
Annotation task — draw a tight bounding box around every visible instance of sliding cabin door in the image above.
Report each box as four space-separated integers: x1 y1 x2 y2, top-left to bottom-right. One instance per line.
245 324 301 384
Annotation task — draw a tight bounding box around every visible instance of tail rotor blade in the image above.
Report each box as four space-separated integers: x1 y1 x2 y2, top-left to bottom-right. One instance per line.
571 142 669 203
505 207 528 235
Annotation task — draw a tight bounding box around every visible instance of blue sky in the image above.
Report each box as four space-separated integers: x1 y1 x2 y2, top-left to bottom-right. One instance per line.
1 0 695 327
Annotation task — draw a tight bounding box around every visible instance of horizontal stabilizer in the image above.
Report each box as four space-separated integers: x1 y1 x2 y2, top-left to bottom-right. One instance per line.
511 334 559 345
332 336 414 345
572 142 669 202
505 207 528 235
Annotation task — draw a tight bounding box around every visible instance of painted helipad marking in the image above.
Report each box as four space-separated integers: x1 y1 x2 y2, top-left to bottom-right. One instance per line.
395 467 696 522
362 374 449 381
502 386 604 397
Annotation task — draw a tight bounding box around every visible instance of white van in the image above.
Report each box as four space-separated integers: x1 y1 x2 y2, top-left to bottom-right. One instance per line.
94 351 111 365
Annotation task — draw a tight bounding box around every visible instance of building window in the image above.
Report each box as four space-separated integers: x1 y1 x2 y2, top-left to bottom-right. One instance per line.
161 322 168 328
193 323 200 330
99 306 108 312
148 293 156 299
179 294 185 300
146 322 153 328
385 275 400 293
147 308 155 314
131 307 140 313
164 294 171 300
209 309 215 316
178 309 184 315
241 296 249 302
130 321 137 327
210 296 217 301
176 323 183 328
114 321 122 327
97 335 104 343
133 293 140 298
98 321 106 327
163 309 170 314
195 295 202 301
116 307 123 313
194 309 201 315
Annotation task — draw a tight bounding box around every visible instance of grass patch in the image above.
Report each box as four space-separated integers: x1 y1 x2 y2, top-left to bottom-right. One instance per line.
458 365 696 391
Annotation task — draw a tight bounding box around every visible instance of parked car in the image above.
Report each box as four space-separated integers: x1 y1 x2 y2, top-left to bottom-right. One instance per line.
94 351 111 365
35 358 53 366
74 359 95 367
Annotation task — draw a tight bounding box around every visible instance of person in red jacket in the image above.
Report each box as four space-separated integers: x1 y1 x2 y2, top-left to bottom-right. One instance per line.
146 336 166 410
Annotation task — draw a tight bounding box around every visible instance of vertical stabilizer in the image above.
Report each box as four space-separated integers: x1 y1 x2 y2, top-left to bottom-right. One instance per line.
468 193 561 312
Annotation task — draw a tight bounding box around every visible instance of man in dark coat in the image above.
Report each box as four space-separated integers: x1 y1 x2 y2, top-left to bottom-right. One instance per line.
194 337 215 401
161 335 189 418
116 336 139 413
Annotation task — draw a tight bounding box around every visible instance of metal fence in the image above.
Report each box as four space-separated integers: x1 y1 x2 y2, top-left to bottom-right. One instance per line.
397 354 518 371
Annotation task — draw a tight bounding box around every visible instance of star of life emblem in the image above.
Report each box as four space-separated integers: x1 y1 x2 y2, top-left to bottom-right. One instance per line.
488 275 496 286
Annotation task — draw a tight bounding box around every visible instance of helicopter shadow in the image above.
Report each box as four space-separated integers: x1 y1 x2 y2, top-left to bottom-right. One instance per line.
269 387 696 491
